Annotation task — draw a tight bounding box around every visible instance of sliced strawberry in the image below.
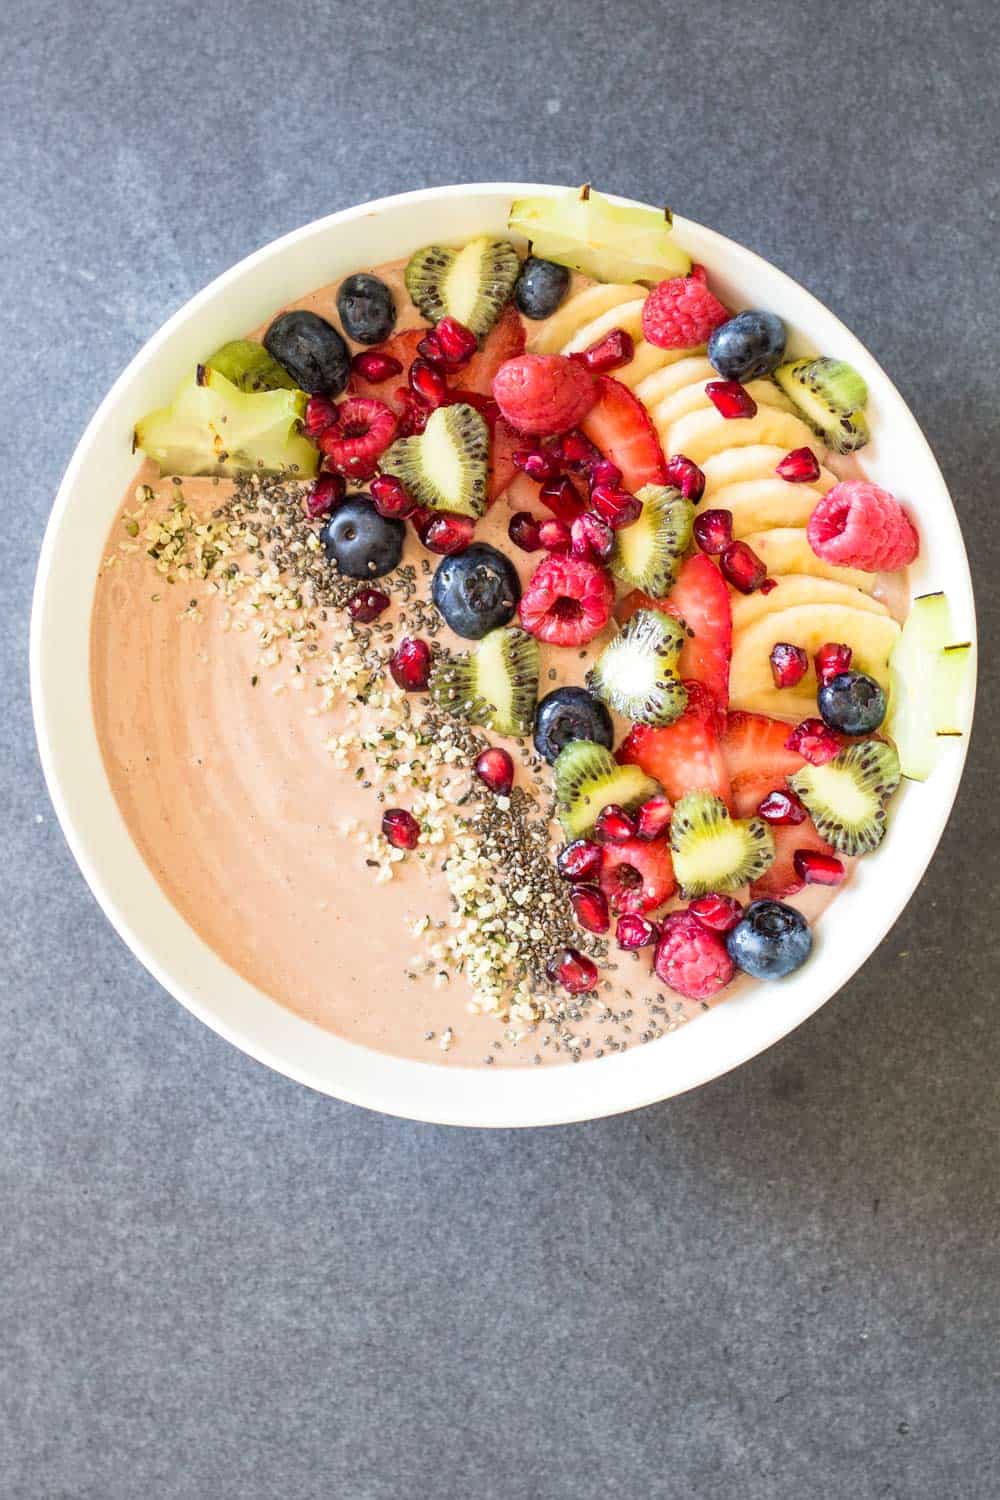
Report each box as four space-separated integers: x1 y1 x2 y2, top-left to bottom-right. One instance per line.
599 836 676 916
616 555 731 714
751 820 835 899
721 711 808 818
453 305 525 397
579 375 667 492
618 682 731 807
487 414 520 503
349 328 424 412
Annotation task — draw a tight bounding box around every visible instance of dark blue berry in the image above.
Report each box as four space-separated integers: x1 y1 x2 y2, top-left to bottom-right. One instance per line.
320 497 404 579
708 311 786 382
818 671 887 734
337 274 397 346
533 687 613 765
263 310 350 395
726 899 812 979
514 257 571 320
431 544 521 639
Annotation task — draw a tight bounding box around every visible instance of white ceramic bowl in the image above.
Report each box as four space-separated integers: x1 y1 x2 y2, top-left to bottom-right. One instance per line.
31 184 976 1127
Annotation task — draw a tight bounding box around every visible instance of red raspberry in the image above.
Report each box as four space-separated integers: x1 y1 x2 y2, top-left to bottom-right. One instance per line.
654 911 735 1000
807 480 919 572
492 354 597 435
518 554 614 647
318 397 397 480
641 273 729 350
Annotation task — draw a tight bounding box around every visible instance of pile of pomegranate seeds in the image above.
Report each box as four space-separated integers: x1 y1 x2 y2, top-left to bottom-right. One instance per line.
389 636 432 692
570 512 614 562
590 482 642 530
539 475 584 524
538 517 571 553
474 747 514 796
706 380 758 419
770 641 809 688
513 448 560 483
382 808 420 850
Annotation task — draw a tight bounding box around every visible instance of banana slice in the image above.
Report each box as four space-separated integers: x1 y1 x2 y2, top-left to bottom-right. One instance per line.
634 356 714 408
702 445 838 496
729 604 901 709
730 576 890 633
709 480 825 537
739 529 876 593
652 378 793 448
666 407 821 464
560 298 647 354
615 342 704 390
528 283 645 354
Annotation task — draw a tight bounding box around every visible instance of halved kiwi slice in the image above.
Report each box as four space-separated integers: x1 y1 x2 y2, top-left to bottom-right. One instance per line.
554 740 659 839
404 237 520 340
789 740 900 855
380 403 489 518
134 367 318 478
773 357 870 455
670 791 775 897
609 484 694 596
430 626 539 737
589 609 687 727
203 339 299 393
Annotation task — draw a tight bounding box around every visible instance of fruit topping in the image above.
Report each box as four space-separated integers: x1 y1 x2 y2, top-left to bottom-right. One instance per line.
589 609 687 727
641 271 729 350
571 885 610 934
382 808 420 850
579 376 667 491
707 311 786 382
793 849 845 886
751 820 834 900
721 711 806 815
570 512 615 562
688 893 743 933
204 339 298 393
546 947 599 995
389 636 432 692
405 237 520 340
518 554 614 647
774 357 870 455
349 330 424 408
408 357 448 409
657 553 732 711
789 739 900 856
554 739 659 840
303 394 339 440
432 542 521 639
669 791 775 898
756 789 808 825
320 496 405 579
514 255 571 319
726 900 812 979
807 480 919 572
818 670 887 734
555 429 604 473
705 380 758 420
619 682 731 806
814 640 853 686
533 687 614 765
594 804 637 845
664 453 706 503
785 718 841 765
599 835 676 915
347 587 390 623
304 472 346 519
609 483 694 594
336 273 397 346
578 328 635 374
135 368 319 479
430 625 539 737
492 353 597 435
394 388 431 436
508 511 543 552
318 396 397 480
693 507 733 556
351 350 403 384
654 911 735 1001
770 642 809 688
509 185 691 283
455 307 526 397
538 517 572 552
589 483 642 530
486 413 520 503
370 473 416 519
263 309 351 396
590 458 623 488
775 446 820 484
418 511 476 556
513 447 561 483
381 403 489 518
474 746 515 796
887 592 973 781
720 539 768 594
634 795 673 842
417 316 478 370
557 838 604 883
539 476 585 524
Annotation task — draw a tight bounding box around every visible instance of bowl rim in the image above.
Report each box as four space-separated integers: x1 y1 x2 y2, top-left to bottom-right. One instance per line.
30 182 977 1127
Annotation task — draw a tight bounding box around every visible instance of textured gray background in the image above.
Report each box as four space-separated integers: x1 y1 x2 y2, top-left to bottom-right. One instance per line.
3 0 998 1495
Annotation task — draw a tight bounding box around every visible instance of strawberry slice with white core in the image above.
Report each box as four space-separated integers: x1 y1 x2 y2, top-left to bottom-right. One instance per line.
618 682 732 807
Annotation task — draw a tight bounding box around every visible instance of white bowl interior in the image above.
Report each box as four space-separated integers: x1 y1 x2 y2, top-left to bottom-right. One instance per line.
31 185 976 1126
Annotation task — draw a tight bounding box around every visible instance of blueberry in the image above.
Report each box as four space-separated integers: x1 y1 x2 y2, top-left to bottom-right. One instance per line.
431 543 521 639
533 687 614 765
818 671 887 735
708 311 786 382
320 497 404 579
337 273 397 346
263 310 350 396
726 899 812 980
514 257 571 320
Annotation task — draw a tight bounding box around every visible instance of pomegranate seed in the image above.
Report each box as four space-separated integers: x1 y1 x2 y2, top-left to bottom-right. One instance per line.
370 473 415 519
757 789 808 825
570 511 614 562
665 453 706 503
508 511 543 552
556 839 604 883
381 808 420 850
760 577 778 594
571 884 610 934
303 395 339 440
539 475 584 524
634 795 673 841
395 388 430 436
474 746 514 795
815 641 853 686
706 380 758 419
589 457 623 489
590 483 642 530
347 587 390 623
775 446 821 483
688 893 744 933
420 512 475 556
303 472 346 519
351 350 403 383
556 429 603 473
513 448 560 483
770 641 809 688
793 849 846 886
409 358 448 408
546 947 599 994
693 508 733 556
434 316 478 366
720 540 768 593
786 718 841 765
594 804 636 844
616 913 659 949
538 517 571 553
389 636 432 692
579 327 634 373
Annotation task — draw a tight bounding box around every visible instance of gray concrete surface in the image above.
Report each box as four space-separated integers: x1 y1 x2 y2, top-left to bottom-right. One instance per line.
2 0 998 1495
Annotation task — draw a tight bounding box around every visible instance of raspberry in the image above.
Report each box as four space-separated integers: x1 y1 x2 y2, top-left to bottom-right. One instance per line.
641 273 729 351
807 481 919 572
654 911 735 1000
318 397 396 479
492 354 597 435
518 554 614 647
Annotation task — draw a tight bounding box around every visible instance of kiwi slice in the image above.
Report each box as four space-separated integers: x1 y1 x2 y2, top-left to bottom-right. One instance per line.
134 366 318 478
774 358 870 455
203 339 299 393
554 740 659 839
670 792 776 898
789 740 901 855
404 236 520 340
589 609 688 727
430 626 539 737
381 403 489 518
610 484 694 595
